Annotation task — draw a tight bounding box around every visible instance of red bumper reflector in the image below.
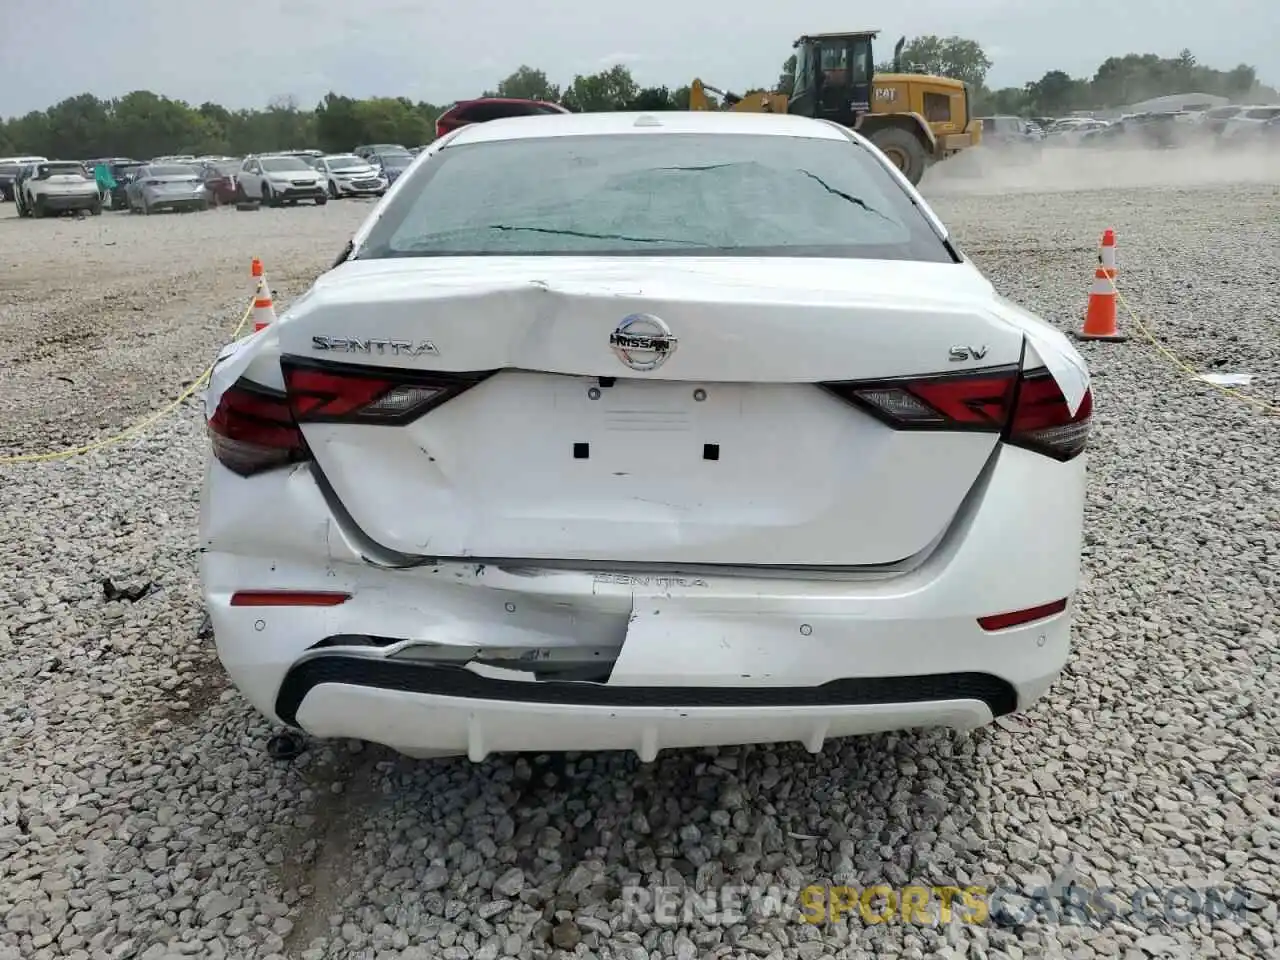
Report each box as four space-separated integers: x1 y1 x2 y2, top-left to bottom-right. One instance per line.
977 598 1069 632
230 591 351 607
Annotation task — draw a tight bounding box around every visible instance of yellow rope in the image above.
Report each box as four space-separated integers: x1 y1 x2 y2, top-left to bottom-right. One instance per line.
1103 265 1280 416
0 299 256 464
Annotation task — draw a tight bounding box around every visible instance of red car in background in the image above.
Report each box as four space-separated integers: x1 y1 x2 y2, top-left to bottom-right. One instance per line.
434 98 570 139
198 159 242 205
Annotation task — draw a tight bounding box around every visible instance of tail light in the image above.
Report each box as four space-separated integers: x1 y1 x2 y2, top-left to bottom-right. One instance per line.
208 379 308 477
1006 368 1092 461
821 364 1091 462
435 119 447 139
280 357 494 426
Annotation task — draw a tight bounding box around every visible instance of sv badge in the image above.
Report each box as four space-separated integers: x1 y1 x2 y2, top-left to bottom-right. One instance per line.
949 345 989 361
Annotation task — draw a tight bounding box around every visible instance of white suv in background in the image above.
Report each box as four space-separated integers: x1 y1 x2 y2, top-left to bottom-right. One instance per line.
236 154 328 207
15 161 101 217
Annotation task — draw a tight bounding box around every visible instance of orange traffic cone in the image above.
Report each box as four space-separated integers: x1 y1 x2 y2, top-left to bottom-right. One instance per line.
253 274 277 332
251 258 263 280
1073 229 1127 342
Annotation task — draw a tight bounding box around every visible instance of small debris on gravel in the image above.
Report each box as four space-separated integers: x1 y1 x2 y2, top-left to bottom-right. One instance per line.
101 576 153 602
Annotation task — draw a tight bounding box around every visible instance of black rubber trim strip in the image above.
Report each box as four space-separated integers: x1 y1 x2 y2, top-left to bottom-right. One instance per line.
274 656 1018 727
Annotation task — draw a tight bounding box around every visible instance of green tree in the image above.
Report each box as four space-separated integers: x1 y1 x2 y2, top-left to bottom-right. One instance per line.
897 35 992 88
349 97 430 145
111 91 203 158
978 87 1030 115
0 47 1274 159
315 93 362 152
1024 70 1087 115
485 66 561 102
562 65 639 112
43 94 112 157
626 86 677 110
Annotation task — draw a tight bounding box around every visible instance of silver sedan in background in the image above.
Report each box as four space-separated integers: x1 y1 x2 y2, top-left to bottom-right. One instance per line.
126 164 209 214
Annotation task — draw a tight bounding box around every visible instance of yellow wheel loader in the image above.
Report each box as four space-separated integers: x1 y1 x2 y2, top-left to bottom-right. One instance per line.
689 31 982 186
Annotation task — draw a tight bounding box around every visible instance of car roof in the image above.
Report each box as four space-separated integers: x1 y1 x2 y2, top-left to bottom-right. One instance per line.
444 97 569 112
446 110 850 146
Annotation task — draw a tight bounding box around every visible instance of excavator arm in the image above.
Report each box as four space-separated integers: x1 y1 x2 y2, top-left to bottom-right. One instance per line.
689 79 740 111
689 78 787 113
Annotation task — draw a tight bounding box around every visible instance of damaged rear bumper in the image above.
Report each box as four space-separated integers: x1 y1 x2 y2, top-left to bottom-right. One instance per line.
279 656 1013 759
199 444 1082 759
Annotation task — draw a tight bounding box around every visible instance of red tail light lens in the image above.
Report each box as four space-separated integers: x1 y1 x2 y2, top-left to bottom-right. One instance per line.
231 590 350 607
822 366 1019 432
978 597 1069 631
1007 369 1092 461
280 357 494 425
208 379 308 476
821 363 1091 461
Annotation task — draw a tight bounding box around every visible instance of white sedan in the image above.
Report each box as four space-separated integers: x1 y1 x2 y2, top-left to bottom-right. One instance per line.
200 110 1092 761
310 153 388 199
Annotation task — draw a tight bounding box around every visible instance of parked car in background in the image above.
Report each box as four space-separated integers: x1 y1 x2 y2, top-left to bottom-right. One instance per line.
86 156 134 173
977 116 1042 164
0 163 19 202
1126 112 1189 148
236 154 327 206
354 143 406 160
1237 113 1280 146
201 111 1093 761
1220 105 1280 142
107 160 146 208
198 159 243 206
0 155 47 201
125 163 209 214
1196 105 1246 137
13 161 101 217
368 150 414 185
309 154 387 198
10 164 32 212
434 98 570 139
1046 118 1109 145
978 116 1042 148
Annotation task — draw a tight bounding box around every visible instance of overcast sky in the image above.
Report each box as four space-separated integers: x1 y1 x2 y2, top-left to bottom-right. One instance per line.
0 0 1273 118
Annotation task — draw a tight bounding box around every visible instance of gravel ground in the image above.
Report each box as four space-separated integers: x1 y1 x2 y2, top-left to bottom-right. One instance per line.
1 151 1277 960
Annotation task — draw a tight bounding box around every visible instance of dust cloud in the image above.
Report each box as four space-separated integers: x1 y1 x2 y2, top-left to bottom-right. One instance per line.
921 143 1280 196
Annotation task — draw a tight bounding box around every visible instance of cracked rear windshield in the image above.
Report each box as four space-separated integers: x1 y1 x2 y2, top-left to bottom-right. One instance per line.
356 133 952 261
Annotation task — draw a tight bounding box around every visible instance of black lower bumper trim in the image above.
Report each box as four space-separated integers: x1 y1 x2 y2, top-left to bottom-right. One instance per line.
274 656 1018 728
